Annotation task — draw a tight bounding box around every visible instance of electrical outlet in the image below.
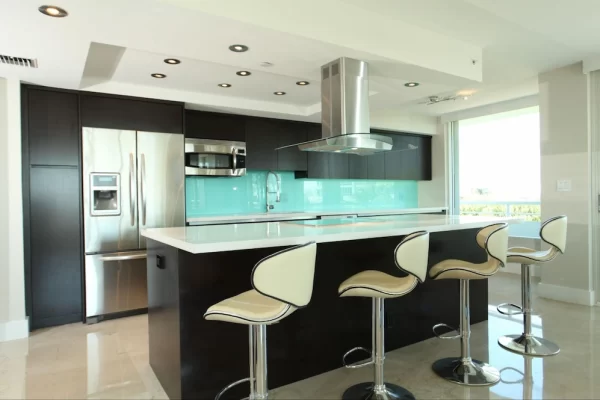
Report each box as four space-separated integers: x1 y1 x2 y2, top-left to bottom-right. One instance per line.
556 180 572 192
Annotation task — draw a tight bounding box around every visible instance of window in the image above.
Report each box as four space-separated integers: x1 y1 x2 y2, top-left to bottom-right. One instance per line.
457 107 540 222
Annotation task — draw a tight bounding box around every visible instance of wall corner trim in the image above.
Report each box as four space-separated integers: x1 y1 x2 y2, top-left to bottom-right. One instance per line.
0 317 29 342
538 282 595 306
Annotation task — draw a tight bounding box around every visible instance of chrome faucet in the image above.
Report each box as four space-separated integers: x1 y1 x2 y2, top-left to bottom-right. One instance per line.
266 171 281 213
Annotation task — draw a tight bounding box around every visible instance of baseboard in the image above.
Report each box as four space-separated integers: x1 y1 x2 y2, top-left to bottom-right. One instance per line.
0 317 29 342
538 283 595 306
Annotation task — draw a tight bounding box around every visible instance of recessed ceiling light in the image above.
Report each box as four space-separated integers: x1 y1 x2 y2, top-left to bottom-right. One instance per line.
218 83 232 88
38 5 68 17
463 96 470 100
296 81 310 86
274 91 286 96
164 58 181 65
229 44 249 53
236 71 251 76
151 73 166 79
405 82 419 87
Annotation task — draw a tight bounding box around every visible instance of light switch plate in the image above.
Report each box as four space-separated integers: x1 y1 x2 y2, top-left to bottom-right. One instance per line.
556 179 572 192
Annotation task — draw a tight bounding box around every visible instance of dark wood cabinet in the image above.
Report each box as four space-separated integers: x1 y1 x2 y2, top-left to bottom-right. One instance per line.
28 89 79 166
384 134 432 181
367 153 386 180
245 118 279 170
185 110 245 141
329 153 349 179
277 122 307 171
305 124 329 178
30 167 82 329
81 94 183 133
348 155 368 179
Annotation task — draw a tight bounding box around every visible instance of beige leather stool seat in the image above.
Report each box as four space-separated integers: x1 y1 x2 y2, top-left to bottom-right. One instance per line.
205 289 296 325
497 215 567 357
429 259 500 280
430 223 509 387
204 242 317 400
339 270 418 298
338 231 430 400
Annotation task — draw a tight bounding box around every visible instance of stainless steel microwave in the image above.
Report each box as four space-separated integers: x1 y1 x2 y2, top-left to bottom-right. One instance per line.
184 139 246 176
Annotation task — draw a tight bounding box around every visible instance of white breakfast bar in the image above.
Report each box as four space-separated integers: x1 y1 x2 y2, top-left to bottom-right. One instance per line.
142 214 517 399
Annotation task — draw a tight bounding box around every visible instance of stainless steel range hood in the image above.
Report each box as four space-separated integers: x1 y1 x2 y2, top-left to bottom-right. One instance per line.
278 57 393 156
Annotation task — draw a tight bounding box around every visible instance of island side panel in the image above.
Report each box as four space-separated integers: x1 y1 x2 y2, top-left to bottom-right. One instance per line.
176 228 487 399
147 239 182 400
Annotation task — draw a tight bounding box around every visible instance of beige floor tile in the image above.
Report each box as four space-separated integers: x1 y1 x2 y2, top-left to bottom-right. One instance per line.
1 272 599 399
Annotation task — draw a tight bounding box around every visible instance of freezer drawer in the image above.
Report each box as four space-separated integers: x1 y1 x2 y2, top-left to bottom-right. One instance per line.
85 251 148 318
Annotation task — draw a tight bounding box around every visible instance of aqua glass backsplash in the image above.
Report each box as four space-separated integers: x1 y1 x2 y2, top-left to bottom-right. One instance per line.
186 171 418 217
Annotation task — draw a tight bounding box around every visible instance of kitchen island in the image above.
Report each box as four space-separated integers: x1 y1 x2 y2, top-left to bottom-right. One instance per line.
143 214 516 399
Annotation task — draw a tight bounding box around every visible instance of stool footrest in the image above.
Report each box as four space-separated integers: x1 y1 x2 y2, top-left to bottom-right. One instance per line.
215 377 252 400
342 347 373 369
497 303 523 315
433 323 460 340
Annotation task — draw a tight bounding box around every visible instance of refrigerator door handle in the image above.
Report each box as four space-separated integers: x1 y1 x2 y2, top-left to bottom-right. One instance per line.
141 153 147 226
129 153 136 226
99 253 147 262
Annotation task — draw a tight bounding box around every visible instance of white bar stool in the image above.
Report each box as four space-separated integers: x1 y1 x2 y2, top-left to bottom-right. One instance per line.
429 223 509 386
497 215 567 357
338 231 430 400
204 242 317 400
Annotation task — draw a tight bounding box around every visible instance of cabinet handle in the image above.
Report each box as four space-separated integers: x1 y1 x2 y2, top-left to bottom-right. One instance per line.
156 255 165 269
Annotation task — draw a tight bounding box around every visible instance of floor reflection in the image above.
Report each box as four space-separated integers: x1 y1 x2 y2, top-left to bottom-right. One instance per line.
1 272 599 399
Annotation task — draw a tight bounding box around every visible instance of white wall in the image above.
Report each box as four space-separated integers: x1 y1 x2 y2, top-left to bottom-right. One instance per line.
0 78 28 342
537 62 594 305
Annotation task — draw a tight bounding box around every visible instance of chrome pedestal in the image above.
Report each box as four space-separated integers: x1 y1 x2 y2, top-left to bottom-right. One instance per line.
497 264 560 357
215 324 268 400
342 298 415 400
431 280 500 386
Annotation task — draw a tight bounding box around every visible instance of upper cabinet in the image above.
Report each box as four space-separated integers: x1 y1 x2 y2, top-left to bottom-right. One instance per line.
26 89 79 166
245 117 308 171
81 94 183 133
379 131 432 181
185 110 245 141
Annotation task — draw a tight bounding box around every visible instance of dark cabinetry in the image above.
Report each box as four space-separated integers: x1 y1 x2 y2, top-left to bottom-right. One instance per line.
81 94 183 133
30 168 82 328
367 153 386 180
382 133 432 181
185 110 245 141
28 89 79 166
245 118 308 171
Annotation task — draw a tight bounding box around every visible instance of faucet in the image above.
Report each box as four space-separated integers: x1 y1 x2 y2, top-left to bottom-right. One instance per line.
266 171 281 213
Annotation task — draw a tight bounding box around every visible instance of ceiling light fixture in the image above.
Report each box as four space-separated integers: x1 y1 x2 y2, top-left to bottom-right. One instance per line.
229 44 249 53
218 83 232 88
151 73 166 79
274 91 286 96
38 5 68 17
296 81 310 86
236 71 251 76
463 96 469 100
164 58 181 65
404 82 419 87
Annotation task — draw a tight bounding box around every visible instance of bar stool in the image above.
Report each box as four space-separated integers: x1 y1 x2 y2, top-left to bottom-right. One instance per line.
204 242 317 400
497 215 567 357
429 223 509 386
338 231 430 400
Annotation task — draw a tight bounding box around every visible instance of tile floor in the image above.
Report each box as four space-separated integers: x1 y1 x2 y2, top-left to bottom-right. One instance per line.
1 273 599 399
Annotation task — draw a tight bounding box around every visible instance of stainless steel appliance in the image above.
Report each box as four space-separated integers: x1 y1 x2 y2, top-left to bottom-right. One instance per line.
185 138 246 176
82 128 184 322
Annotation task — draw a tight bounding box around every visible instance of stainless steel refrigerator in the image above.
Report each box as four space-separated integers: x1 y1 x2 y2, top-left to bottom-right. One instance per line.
82 127 184 322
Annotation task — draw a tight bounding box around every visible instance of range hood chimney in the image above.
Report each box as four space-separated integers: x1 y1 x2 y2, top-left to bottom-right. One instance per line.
278 57 393 156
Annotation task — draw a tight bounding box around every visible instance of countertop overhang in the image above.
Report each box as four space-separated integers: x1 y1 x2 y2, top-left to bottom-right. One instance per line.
143 214 519 254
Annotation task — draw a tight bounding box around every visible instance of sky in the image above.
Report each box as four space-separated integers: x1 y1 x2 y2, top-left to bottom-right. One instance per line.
458 106 540 202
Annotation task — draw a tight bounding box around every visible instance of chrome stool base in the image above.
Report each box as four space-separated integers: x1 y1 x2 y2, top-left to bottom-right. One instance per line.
498 334 560 357
432 357 500 386
342 382 415 400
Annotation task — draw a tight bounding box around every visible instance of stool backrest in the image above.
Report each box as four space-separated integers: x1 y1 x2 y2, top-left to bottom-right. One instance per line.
476 223 509 268
251 242 317 308
394 231 430 283
540 215 567 253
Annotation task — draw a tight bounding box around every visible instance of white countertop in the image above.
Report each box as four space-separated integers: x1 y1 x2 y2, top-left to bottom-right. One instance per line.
143 214 518 254
186 207 447 225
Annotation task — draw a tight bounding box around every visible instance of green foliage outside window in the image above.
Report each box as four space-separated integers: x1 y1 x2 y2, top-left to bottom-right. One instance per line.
460 204 541 222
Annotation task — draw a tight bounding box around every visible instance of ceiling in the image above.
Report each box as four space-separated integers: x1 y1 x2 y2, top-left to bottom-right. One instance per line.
0 0 598 120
